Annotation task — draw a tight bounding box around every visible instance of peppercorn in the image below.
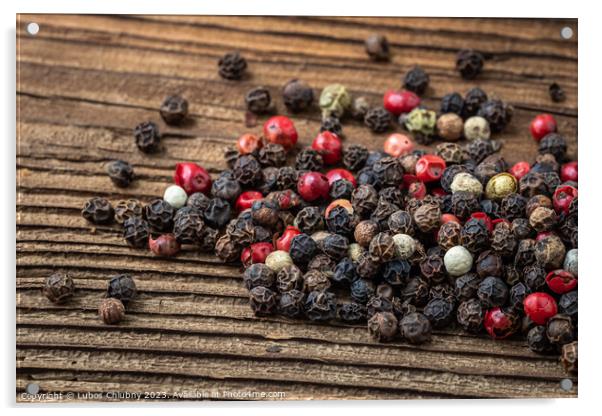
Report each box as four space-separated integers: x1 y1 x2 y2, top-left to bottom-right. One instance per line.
292 149 321 173
327 180 352 201
391 234 415 260
43 272 75 304
473 250 502 278
160 95 188 125
478 99 513 133
546 314 575 345
403 66 429 95
440 92 464 115
371 157 403 188
453 273 480 302
272 289 303 318
501 193 527 221
248 286 277 316
364 34 390 61
82 197 114 225
172 207 202 244
319 234 348 261
539 133 567 161
350 185 378 219
325 258 355 287
161 185 187 210
485 307 520 339
254 143 284 168
242 86 271 114
264 250 293 273
319 83 351 119
320 116 344 138
337 302 366 323
367 311 397 341
449 172 482 197
326 205 356 236
300 269 330 293
423 298 454 329
477 276 508 308
413 203 441 233
342 145 368 172
398 277 427 307
456 49 485 79
98 298 125 325
528 206 557 232
355 251 381 279
385 209 411 234
527 325 555 354
366 294 396 317
436 143 464 165
417 254 444 284
365 233 394 262
107 274 137 305
364 107 391 133
105 160 134 188
281 79 314 113
563 249 578 277
202 198 230 229
121 216 149 248
174 162 212 196
142 199 173 231
243 263 275 290
513 239 536 270
290 208 320 236
304 290 337 321
250 199 279 229
218 52 247 80
443 246 473 277
462 116 490 142
403 108 437 137
549 82 566 102
455 298 483 333
349 278 375 304
447 192 476 221
287 233 316 266
112 199 142 225
231 155 260 187
434 222 459 252
518 173 549 200
535 235 566 270
346 97 369 122
491 221 517 258
213 234 239 262
561 341 578 372
396 312 431 343
134 121 161 153
465 139 496 164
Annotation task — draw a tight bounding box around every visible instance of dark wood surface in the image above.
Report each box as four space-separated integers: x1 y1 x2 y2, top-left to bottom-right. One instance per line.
16 15 578 401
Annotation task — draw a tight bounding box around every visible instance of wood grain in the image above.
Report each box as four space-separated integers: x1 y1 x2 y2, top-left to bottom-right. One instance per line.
16 14 578 401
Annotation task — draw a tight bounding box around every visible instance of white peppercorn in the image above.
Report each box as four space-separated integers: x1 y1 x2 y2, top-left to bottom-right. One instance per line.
163 185 188 209
444 245 473 276
348 243 364 262
450 172 483 197
463 116 490 141
564 248 578 276
392 233 416 260
265 250 294 272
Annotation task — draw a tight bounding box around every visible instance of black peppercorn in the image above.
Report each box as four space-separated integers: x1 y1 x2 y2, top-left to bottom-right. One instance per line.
355 253 381 279
211 174 242 202
366 295 395 318
351 185 379 218
549 82 566 102
251 199 279 228
343 145 369 172
382 260 411 287
372 156 404 187
561 341 578 373
173 207 205 244
559 291 578 322
364 34 390 61
43 272 75 304
294 206 323 234
304 290 337 321
450 191 480 220
134 121 161 153
320 233 349 261
546 314 575 345
198 226 218 252
123 216 150 248
276 166 297 190
476 250 503 278
329 179 354 200
283 79 314 112
320 116 343 137
403 66 429 95
249 286 277 315
326 205 356 236
160 95 188 125
399 312 432 344
419 254 446 284
224 147 239 169
454 272 481 301
523 264 546 292
367 311 398 341
436 142 464 165
520 173 550 199
214 235 240 263
413 203 441 234
508 282 529 311
105 160 134 188
289 233 317 265
332 257 358 286
107 274 137 306
218 52 247 80
462 87 488 118
356 167 380 188
440 92 465 115
364 107 391 133
478 100 513 133
243 263 275 290
376 284 394 300
423 298 455 329
144 199 175 231
245 86 271 114
338 302 367 323
204 198 232 229
295 148 324 171
456 49 485 80
527 325 555 354
307 254 336 277
539 133 567 161
186 192 210 212
477 276 508 308
388 210 414 236
501 193 527 221
258 143 286 168
82 197 114 224
400 277 430 306
437 221 462 251
535 234 566 270
278 289 306 318
369 233 397 262
233 155 262 186
114 199 143 225
276 265 303 292
465 138 497 164
303 270 331 293
512 218 535 240
457 298 484 333
350 278 376 304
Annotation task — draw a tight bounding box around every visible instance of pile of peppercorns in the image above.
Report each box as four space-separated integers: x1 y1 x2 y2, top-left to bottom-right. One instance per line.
69 43 577 374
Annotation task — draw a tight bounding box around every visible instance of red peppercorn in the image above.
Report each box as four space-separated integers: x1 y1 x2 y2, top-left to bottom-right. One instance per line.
523 292 558 325
553 185 578 215
441 213 461 224
325 199 353 217
415 155 446 183
276 226 301 252
407 180 427 199
241 242 274 267
560 161 578 183
237 133 263 155
484 307 519 340
431 187 447 197
545 270 577 294
235 191 263 212
297 171 330 202
530 114 557 142
509 161 531 180
174 162 212 195
326 168 357 187
263 115 298 151
311 132 342 165
383 89 420 115
470 212 493 233
149 234 180 257
383 133 415 158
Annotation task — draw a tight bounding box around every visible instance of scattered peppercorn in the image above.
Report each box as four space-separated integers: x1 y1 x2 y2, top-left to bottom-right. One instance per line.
364 107 391 133
283 79 314 113
549 82 566 103
106 160 134 188
218 52 247 80
478 100 513 133
456 49 485 79
319 83 351 119
399 312 432 343
245 86 272 114
43 272 75 304
82 197 114 224
364 34 390 61
99 298 126 325
114 199 143 225
403 66 429 95
134 121 161 153
160 95 189 125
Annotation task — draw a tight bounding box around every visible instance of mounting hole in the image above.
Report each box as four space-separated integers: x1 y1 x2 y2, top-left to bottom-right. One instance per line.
560 378 573 391
560 26 573 40
26 22 39 35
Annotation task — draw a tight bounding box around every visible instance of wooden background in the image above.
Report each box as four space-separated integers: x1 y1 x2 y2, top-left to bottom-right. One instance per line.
16 15 578 401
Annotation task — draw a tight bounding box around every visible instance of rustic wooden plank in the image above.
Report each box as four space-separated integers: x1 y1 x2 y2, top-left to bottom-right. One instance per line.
15 347 574 398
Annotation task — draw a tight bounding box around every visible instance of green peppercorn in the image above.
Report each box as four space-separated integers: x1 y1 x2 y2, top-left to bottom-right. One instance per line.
319 83 351 119
404 108 437 136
